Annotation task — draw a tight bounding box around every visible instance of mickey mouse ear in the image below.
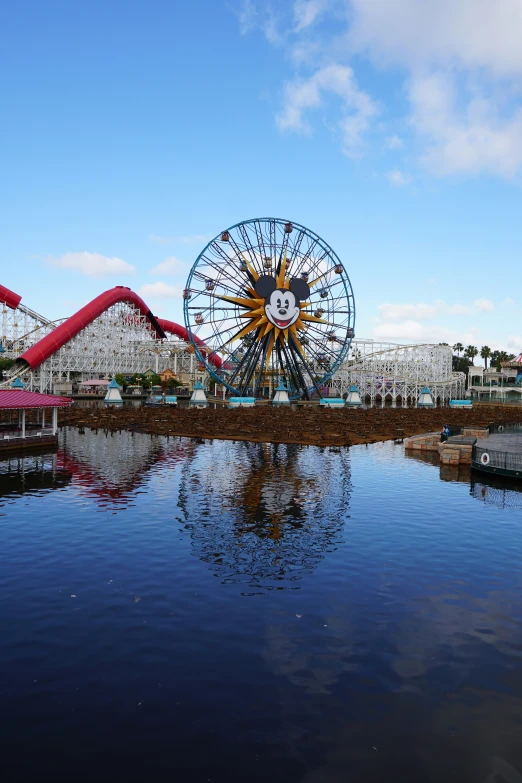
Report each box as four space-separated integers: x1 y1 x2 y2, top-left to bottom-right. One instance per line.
255 275 277 297
290 278 310 301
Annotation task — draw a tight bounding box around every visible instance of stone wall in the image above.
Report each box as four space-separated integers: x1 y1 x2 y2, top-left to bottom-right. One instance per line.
437 440 474 465
404 433 441 452
405 431 477 465
462 427 489 438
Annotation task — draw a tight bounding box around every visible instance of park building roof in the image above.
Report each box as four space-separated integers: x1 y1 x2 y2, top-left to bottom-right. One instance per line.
0 390 72 410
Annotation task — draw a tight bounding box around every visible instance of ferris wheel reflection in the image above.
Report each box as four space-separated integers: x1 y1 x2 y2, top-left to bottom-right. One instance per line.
177 441 352 592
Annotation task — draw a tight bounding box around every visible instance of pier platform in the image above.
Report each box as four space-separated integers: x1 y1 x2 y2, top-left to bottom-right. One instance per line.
473 434 522 478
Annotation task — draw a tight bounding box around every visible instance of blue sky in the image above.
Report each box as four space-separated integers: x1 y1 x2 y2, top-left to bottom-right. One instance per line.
1 0 520 352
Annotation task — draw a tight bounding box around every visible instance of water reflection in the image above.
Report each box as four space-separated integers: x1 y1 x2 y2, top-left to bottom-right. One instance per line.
404 446 470 482
1 431 352 591
2 433 522 780
56 427 191 509
178 442 351 591
405 444 522 508
471 474 522 510
0 452 72 500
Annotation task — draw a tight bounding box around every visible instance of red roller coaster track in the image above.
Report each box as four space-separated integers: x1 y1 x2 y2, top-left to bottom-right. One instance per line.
3 284 223 371
157 318 223 369
0 284 22 310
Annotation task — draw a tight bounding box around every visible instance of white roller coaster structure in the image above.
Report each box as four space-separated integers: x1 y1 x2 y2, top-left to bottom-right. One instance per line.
1 285 200 393
1 284 464 404
330 339 465 405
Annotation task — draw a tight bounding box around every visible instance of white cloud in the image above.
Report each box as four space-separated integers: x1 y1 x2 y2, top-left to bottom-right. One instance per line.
238 0 522 177
378 300 473 322
385 169 410 186
372 296 503 345
348 1 522 177
294 0 330 31
139 282 182 298
237 0 258 34
237 1 282 44
409 73 522 177
385 134 404 149
372 319 478 345
473 298 494 312
276 64 378 155
47 251 134 277
348 0 522 76
507 335 522 353
150 256 187 276
176 233 212 244
378 302 437 322
148 234 174 245
501 297 516 308
451 303 472 316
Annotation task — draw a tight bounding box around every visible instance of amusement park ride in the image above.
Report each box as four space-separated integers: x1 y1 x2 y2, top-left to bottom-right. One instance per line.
0 217 464 403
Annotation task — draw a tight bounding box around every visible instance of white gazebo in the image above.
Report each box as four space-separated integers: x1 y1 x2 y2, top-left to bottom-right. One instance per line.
417 386 435 408
345 384 362 407
104 379 123 404
272 379 290 406
190 381 208 408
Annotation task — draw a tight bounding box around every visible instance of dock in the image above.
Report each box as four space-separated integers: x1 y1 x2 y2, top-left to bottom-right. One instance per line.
473 434 522 477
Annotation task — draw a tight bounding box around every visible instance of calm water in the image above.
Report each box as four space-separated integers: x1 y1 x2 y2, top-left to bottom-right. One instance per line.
1 429 522 782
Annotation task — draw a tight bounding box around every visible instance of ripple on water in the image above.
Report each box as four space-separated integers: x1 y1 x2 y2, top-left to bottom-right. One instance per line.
0 429 521 782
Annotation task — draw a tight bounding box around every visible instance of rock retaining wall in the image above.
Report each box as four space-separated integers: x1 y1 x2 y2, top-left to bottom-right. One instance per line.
437 441 473 465
462 427 489 439
403 433 441 452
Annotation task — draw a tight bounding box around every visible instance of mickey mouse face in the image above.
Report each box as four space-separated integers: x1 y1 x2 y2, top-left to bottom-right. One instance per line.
254 275 310 330
266 288 301 329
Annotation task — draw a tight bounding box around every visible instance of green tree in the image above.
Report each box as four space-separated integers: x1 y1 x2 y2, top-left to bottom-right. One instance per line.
465 345 478 364
489 350 500 370
453 342 464 356
143 373 162 389
452 355 471 374
114 373 127 390
0 358 14 380
480 345 491 369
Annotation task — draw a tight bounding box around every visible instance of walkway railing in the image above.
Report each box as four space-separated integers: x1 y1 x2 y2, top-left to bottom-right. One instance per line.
473 445 522 473
1 428 55 441
488 423 522 435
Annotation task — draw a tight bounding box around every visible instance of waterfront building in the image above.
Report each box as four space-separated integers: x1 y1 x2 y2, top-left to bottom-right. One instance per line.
468 360 522 404
0 389 71 452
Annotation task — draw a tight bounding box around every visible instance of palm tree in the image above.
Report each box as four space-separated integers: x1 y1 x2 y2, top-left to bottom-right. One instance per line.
453 342 464 356
480 345 491 369
465 345 478 364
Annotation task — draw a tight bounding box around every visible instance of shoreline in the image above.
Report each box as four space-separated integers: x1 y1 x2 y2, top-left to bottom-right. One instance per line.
58 405 522 448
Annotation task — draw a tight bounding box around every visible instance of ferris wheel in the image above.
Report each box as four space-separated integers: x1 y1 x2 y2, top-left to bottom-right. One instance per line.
183 217 355 399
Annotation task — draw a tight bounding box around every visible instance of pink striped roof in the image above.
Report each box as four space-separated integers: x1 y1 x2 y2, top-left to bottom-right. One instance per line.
0 390 72 409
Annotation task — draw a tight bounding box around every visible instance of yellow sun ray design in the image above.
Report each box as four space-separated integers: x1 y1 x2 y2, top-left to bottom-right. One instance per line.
275 252 288 289
264 330 276 367
213 253 331 382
